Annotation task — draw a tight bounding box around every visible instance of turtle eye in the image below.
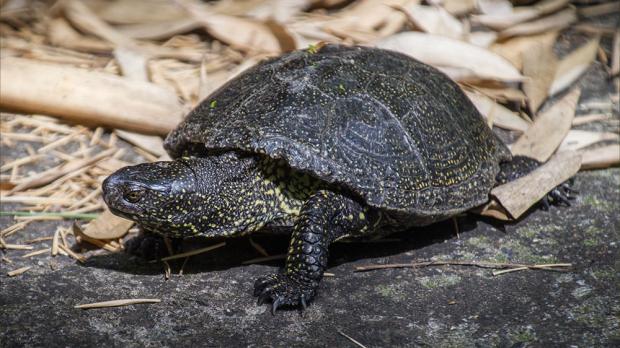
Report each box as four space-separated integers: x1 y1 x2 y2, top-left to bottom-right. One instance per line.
124 189 144 203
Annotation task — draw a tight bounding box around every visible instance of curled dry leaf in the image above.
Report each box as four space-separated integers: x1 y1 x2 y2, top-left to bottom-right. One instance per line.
558 130 619 152
398 4 464 39
48 18 112 53
472 0 570 30
490 150 582 220
464 90 531 132
549 36 601 97
580 144 620 170
176 0 283 53
80 209 133 240
115 18 202 41
377 32 523 82
477 0 513 15
498 7 576 39
95 0 187 24
441 0 477 15
511 88 581 162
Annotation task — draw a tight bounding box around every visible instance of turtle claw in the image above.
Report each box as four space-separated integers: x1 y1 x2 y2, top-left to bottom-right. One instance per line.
541 179 577 209
253 273 316 313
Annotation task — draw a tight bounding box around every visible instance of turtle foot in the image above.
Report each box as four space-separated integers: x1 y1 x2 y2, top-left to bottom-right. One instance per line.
253 273 316 314
541 179 577 210
125 233 178 260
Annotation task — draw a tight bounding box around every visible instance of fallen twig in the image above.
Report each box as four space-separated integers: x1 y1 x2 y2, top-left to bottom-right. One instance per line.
74 298 161 309
354 260 572 275
159 242 226 262
337 329 368 348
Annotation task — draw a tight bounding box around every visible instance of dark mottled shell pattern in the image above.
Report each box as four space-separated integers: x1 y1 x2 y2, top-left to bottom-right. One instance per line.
165 44 511 223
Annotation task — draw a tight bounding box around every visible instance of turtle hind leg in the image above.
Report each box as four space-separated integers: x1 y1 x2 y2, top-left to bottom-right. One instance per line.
496 155 577 208
253 190 376 314
125 229 181 260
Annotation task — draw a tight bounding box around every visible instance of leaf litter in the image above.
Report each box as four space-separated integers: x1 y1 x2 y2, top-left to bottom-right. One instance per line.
0 0 617 306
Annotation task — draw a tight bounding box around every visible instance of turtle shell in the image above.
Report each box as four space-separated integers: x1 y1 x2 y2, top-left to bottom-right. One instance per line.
165 44 511 224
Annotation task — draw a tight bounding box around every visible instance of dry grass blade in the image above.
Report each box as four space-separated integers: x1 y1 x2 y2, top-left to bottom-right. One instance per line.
160 242 227 262
511 88 581 162
577 2 620 17
7 147 116 193
7 266 32 277
74 298 161 309
0 58 183 135
491 151 582 219
355 260 572 273
572 113 610 125
337 330 368 348
22 248 51 258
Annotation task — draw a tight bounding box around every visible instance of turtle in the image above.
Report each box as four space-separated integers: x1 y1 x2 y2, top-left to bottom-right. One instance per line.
102 44 574 313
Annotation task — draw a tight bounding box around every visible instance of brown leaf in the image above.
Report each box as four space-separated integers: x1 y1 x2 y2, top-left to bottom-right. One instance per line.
549 37 601 96
490 30 558 70
511 88 581 162
0 57 183 135
491 151 582 220
580 145 620 170
377 32 523 82
472 0 570 30
498 7 576 39
80 209 133 240
522 37 558 113
464 90 531 132
558 130 619 152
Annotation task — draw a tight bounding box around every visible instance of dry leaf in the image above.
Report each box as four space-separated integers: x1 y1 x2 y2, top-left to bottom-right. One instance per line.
549 37 601 96
399 4 464 39
580 144 620 170
80 209 133 240
441 0 477 15
464 90 531 132
0 57 183 135
247 0 313 23
522 37 558 113
113 47 148 81
490 150 582 219
511 88 581 162
498 7 576 39
115 130 168 158
48 18 112 53
558 130 619 152
176 0 282 53
472 0 570 30
490 30 558 70
115 18 201 41
96 0 186 24
477 0 513 15
468 31 499 48
377 32 523 82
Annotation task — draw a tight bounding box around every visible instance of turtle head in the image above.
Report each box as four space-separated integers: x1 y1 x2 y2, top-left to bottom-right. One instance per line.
102 154 270 237
102 160 202 236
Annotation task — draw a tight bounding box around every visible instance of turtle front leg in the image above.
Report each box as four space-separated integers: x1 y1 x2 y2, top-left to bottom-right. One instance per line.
254 190 376 313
